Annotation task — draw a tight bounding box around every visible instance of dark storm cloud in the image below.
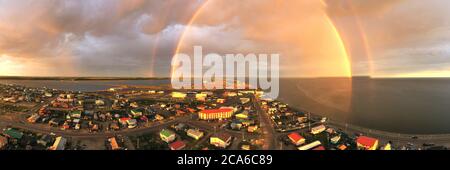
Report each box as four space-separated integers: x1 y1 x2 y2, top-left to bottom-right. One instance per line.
0 0 204 76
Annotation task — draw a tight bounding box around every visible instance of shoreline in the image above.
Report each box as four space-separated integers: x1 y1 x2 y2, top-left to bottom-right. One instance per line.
284 103 450 140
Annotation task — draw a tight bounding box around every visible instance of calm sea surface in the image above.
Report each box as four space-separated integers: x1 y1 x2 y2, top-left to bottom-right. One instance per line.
2 78 450 134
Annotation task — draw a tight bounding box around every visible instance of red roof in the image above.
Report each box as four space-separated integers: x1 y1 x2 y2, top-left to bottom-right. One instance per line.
313 146 326 150
169 141 186 150
356 136 378 147
288 132 304 143
120 117 131 122
200 108 233 114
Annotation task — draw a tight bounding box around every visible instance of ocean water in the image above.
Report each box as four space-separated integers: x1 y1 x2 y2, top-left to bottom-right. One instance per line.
279 78 450 134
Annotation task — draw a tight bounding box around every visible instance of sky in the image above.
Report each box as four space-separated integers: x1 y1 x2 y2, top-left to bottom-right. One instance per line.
0 0 449 77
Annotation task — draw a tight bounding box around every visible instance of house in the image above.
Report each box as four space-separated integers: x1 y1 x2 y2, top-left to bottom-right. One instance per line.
3 128 23 140
109 137 120 150
356 136 379 150
126 119 137 129
49 118 60 127
160 129 176 143
298 141 322 150
288 132 305 146
235 111 249 119
0 136 7 149
312 146 326 150
49 136 67 150
119 117 131 126
241 144 251 150
169 140 186 150
155 114 164 121
311 124 326 135
382 143 392 150
210 133 232 148
130 102 139 108
247 125 258 133
297 116 308 123
217 98 226 104
338 144 347 150
195 93 207 100
239 98 250 104
130 109 143 117
27 114 40 123
95 99 105 106
330 135 341 144
171 92 187 98
187 129 204 140
69 110 82 119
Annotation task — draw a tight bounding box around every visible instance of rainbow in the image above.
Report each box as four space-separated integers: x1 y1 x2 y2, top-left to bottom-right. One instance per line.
173 0 355 79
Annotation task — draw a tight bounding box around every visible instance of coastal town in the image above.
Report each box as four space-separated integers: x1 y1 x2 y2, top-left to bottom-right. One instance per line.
0 83 445 150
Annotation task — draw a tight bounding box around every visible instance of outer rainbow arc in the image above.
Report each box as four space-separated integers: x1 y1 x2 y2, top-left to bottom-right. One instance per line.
344 0 374 76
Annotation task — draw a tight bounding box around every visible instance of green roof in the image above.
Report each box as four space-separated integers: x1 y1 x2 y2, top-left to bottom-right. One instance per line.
71 110 82 115
160 129 174 137
4 128 23 139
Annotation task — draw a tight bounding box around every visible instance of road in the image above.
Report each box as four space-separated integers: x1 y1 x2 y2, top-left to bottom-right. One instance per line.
252 96 278 150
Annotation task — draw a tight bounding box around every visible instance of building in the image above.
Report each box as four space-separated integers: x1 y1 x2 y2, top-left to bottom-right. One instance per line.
338 144 347 150
298 141 322 150
198 108 234 120
247 125 258 133
172 92 187 98
356 136 379 150
119 117 131 126
0 136 7 149
312 146 326 150
288 132 305 146
27 114 40 123
382 143 392 150
210 133 232 148
169 140 186 150
311 124 326 135
195 93 207 100
155 114 164 121
240 98 250 104
330 135 341 144
235 111 249 119
216 98 226 104
130 109 143 117
95 99 105 106
69 110 82 119
126 119 137 129
3 128 23 140
187 129 204 140
49 136 67 150
241 144 251 150
109 137 120 150
160 129 176 143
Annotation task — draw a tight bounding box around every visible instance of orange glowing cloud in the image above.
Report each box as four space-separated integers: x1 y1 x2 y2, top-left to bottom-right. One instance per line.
175 0 352 77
